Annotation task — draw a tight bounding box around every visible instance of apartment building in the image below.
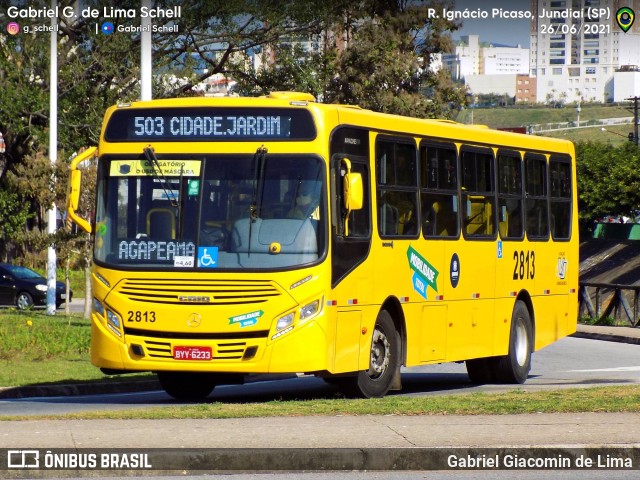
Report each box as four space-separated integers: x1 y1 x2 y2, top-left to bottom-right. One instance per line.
442 35 530 80
530 0 640 103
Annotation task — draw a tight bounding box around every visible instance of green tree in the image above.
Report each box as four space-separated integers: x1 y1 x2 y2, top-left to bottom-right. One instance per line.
231 0 468 118
0 189 32 262
576 141 640 227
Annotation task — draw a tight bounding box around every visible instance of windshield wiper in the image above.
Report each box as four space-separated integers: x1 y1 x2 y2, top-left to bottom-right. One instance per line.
248 145 267 257
143 146 178 208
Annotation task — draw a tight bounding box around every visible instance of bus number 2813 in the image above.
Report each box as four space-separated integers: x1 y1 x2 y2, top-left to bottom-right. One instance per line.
127 311 156 322
513 250 535 280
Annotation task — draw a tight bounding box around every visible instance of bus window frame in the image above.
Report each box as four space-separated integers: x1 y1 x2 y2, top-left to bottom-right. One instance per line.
496 149 525 241
375 135 420 240
549 154 573 242
459 145 498 241
524 153 550 242
419 140 461 240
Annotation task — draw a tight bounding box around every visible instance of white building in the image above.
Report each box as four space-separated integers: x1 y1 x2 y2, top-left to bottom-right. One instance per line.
442 35 529 81
530 0 640 104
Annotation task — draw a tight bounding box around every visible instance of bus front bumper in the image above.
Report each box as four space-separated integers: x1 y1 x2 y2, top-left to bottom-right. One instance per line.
90 312 330 375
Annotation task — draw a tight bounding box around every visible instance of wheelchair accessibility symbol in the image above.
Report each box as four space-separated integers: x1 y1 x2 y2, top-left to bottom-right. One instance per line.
198 247 219 268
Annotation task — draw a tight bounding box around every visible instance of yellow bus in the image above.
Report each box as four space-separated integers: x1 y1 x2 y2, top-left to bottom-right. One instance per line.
67 92 578 399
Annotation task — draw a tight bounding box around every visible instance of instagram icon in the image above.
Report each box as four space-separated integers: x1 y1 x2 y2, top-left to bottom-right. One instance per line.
6 22 20 35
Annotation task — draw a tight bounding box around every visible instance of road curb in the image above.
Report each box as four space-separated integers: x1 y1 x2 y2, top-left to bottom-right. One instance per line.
0 380 160 400
573 324 640 345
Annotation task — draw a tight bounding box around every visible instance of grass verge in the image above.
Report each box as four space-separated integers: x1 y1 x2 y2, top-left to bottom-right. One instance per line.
3 385 640 421
0 310 154 387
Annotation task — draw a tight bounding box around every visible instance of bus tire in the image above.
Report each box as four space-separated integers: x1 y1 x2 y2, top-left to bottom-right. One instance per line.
495 300 533 384
465 357 496 384
341 310 400 398
157 371 216 400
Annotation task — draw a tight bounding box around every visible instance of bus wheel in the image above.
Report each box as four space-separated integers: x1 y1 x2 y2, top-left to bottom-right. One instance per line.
465 357 496 384
157 371 216 400
342 310 399 398
495 300 533 384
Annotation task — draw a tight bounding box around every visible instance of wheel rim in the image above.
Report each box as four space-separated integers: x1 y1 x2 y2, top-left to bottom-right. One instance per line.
514 318 529 366
368 326 390 379
17 294 30 310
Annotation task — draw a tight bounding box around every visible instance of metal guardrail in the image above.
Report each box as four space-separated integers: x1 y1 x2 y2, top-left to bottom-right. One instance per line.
579 282 640 327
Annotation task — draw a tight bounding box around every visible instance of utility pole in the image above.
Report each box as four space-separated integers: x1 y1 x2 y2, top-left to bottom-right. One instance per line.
47 0 58 315
626 96 639 146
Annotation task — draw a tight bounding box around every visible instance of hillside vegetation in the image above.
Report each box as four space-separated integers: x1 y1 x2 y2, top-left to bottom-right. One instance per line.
456 104 634 146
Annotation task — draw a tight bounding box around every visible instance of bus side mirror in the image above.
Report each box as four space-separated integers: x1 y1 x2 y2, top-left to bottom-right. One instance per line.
344 171 363 211
341 158 363 236
66 147 97 234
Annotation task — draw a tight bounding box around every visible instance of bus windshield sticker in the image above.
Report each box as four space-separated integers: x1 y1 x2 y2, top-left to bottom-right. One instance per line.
197 247 219 268
450 253 460 288
187 179 200 196
407 245 439 299
109 160 201 177
174 256 195 268
229 310 264 328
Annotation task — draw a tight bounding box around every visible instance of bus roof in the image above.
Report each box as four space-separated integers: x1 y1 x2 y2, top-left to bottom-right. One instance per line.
104 93 574 155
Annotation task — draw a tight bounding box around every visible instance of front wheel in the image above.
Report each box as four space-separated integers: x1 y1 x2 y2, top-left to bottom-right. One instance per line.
339 310 400 398
157 372 216 401
16 292 34 310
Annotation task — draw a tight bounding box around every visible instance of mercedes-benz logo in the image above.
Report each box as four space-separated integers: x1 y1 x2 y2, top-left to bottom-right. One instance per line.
187 313 202 328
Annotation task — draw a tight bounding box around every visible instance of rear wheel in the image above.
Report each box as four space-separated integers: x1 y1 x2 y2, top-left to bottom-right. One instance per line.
157 372 216 400
339 310 400 398
494 300 533 384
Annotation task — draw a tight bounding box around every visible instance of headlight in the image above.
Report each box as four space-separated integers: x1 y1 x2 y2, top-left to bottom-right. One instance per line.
36 284 47 292
93 298 105 318
300 299 321 320
106 309 122 337
275 312 294 331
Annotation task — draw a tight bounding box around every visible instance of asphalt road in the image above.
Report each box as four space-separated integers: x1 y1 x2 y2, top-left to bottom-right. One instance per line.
1 335 638 416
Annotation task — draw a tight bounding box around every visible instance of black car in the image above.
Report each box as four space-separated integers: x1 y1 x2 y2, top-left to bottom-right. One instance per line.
0 263 72 310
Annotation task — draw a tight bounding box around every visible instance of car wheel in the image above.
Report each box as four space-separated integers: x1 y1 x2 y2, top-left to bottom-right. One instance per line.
16 292 34 310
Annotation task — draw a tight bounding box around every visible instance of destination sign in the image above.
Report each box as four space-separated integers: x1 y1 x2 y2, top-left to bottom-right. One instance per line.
104 107 316 142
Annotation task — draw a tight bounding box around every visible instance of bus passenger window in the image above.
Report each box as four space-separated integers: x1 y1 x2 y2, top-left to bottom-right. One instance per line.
376 141 418 237
550 157 572 240
497 152 524 240
461 149 496 238
525 155 549 240
420 144 459 238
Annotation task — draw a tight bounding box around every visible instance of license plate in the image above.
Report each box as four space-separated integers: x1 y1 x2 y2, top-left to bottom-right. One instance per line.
173 346 212 360
61 294 66 300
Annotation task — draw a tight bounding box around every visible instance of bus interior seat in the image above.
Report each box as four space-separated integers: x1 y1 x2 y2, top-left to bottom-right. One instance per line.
380 202 399 235
499 205 508 238
230 218 318 264
465 196 492 235
423 202 439 236
147 208 176 239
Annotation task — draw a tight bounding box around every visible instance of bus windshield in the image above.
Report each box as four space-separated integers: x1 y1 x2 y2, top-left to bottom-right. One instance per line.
94 154 326 270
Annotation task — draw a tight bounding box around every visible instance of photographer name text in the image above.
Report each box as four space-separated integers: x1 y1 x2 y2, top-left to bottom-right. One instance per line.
7 6 181 20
